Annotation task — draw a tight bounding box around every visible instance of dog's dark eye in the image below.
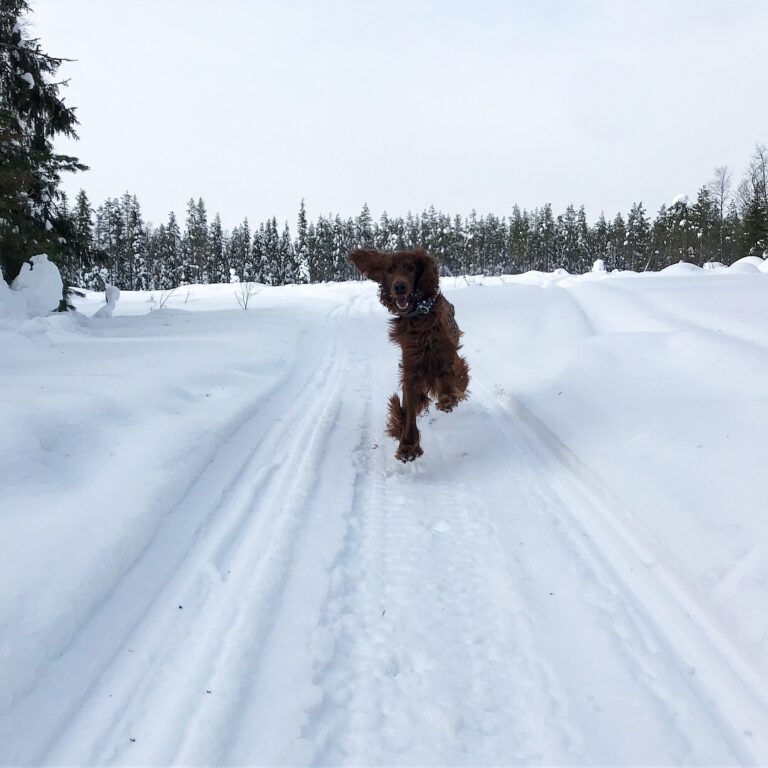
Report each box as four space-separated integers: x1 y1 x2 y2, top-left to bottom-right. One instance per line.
387 266 394 274
406 264 414 272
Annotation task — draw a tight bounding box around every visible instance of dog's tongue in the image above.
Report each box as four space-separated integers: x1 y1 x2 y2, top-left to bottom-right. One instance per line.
396 296 410 310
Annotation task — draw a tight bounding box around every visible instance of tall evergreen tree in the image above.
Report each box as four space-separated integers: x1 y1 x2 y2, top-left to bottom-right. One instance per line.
208 212 225 283
295 199 310 283
590 212 609 267
626 202 650 270
607 212 627 270
71 188 95 286
0 0 86 290
355 202 374 247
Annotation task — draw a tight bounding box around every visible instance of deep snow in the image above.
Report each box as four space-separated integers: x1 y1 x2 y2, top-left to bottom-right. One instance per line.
1 264 767 765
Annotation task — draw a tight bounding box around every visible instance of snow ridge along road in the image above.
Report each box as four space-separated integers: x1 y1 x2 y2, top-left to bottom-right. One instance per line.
2 273 767 765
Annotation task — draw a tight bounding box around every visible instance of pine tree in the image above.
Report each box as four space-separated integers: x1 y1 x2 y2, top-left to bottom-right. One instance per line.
590 212 609 268
723 200 742 263
280 222 300 285
626 202 650 270
742 188 768 257
508 206 528 273
607 213 626 270
690 187 717 265
209 213 225 283
537 204 557 272
0 0 86 290
261 217 279 285
313 215 335 281
649 204 671 270
355 203 374 247
296 200 310 283
162 211 182 288
181 197 208 284
740 145 768 257
71 189 92 281
667 197 693 262
557 204 580 271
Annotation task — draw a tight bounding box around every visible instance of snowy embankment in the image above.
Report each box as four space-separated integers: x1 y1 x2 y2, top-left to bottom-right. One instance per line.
1 259 768 765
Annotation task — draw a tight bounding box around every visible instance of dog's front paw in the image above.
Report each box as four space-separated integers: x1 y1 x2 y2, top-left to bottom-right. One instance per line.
396 442 423 463
436 397 459 413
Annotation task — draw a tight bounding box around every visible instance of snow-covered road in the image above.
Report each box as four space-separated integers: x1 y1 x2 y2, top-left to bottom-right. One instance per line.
2 267 768 765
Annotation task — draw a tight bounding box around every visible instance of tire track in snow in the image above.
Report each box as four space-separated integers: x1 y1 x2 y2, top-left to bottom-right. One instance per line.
474 378 765 764
186 297 371 766
48 311 355 766
302 333 584 766
1 308 346 766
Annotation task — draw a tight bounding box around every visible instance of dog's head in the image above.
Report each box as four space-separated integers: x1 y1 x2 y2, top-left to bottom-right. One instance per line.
349 248 439 315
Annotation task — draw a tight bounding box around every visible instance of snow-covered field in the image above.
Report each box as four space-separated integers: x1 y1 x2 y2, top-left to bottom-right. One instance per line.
2 260 768 765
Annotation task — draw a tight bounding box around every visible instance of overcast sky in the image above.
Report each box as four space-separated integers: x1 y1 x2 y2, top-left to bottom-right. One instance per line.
32 0 768 230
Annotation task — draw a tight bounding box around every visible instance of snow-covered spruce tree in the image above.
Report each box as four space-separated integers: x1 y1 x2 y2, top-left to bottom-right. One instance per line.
281 221 302 285
125 194 148 290
182 197 208 283
508 206 528 273
312 215 334 282
482 212 505 275
260 218 279 285
93 198 122 286
575 206 591 273
355 202 374 248
71 189 93 284
589 212 609 269
723 199 743 263
295 199 311 283
607 212 627 271
626 202 650 271
690 187 717 265
239 218 252 282
209 212 225 283
667 196 693 263
556 204 580 272
161 211 182 288
537 204 557 273
649 204 671 270
180 198 207 285
739 145 768 257
0 0 86 295
742 188 768 257
250 223 265 283
332 214 354 281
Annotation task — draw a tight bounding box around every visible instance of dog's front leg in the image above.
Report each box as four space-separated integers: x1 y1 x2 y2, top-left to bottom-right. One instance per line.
396 377 424 462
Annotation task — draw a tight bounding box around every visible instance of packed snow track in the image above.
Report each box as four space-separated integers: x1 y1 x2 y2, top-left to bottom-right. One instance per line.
2 269 768 765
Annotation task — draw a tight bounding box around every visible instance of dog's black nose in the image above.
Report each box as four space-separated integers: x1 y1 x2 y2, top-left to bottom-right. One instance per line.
394 282 407 295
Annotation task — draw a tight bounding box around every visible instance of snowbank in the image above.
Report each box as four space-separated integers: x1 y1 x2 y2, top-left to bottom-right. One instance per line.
0 272 29 323
660 260 703 275
92 285 121 318
9 254 63 317
2 265 768 764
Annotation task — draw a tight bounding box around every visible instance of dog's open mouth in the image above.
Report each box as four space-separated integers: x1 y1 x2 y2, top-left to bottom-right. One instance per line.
395 295 411 311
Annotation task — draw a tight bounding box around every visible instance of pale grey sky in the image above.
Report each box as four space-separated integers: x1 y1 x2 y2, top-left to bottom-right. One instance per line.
32 0 768 229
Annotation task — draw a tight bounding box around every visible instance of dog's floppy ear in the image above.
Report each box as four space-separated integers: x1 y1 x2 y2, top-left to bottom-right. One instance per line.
413 248 439 297
349 248 387 282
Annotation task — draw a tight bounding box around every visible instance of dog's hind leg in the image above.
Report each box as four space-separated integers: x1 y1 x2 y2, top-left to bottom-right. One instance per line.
435 355 470 412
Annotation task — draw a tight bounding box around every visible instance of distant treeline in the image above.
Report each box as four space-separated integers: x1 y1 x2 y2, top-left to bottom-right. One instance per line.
56 146 768 291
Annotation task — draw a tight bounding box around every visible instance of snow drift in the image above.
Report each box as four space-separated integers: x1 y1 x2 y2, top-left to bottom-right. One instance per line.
1 263 768 765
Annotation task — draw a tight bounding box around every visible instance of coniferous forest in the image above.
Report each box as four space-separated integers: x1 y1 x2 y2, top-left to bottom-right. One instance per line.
55 156 768 293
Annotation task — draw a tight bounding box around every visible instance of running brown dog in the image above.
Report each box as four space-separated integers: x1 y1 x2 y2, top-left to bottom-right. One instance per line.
349 247 470 462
